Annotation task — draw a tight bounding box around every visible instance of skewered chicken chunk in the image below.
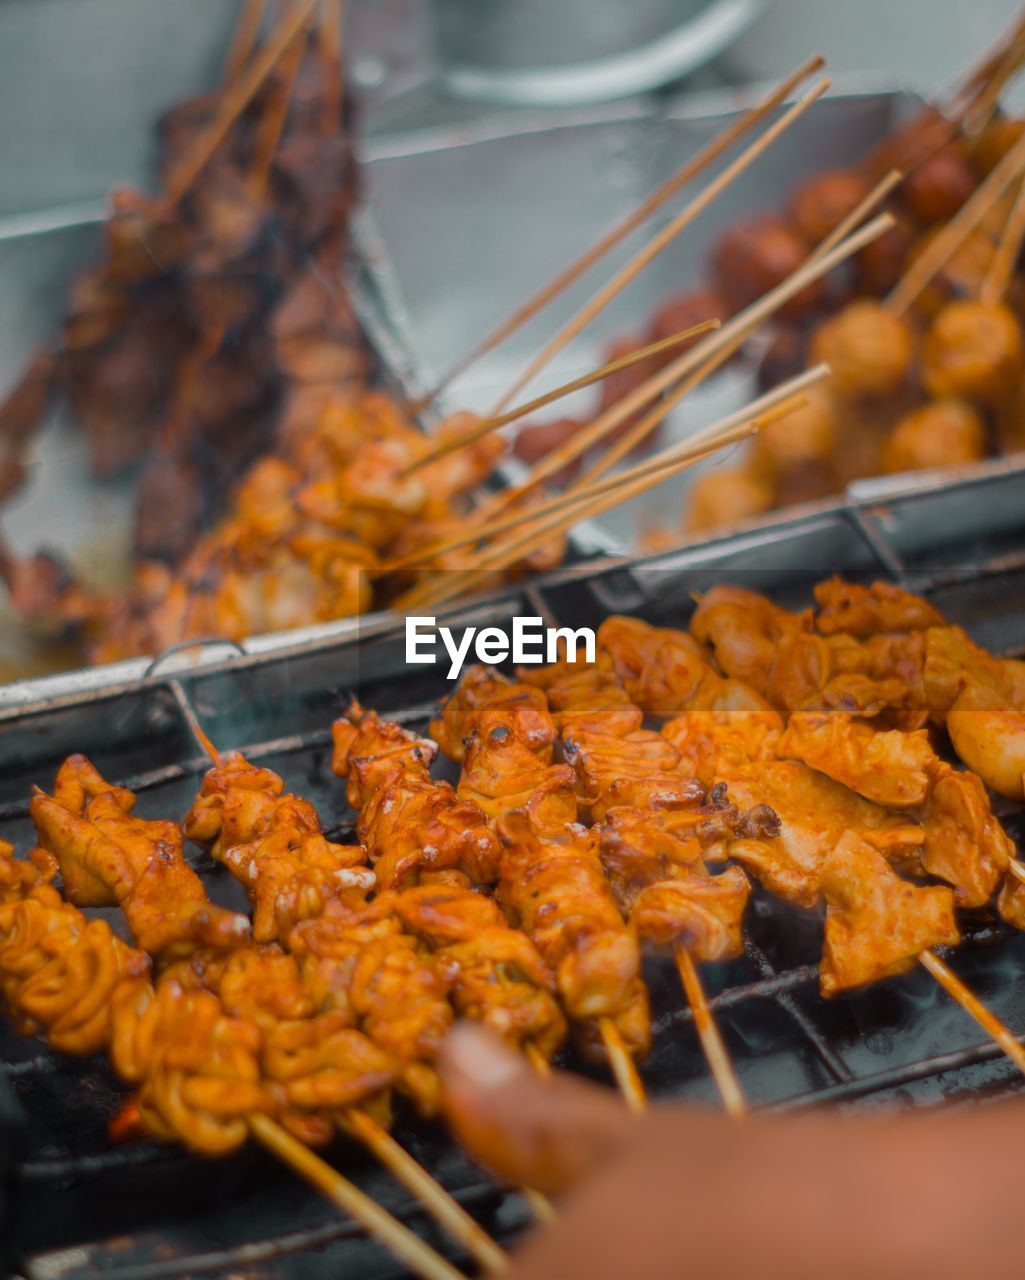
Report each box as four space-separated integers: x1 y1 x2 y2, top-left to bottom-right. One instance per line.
496 810 650 1062
31 755 249 960
333 707 502 888
778 711 935 809
431 666 555 763
819 830 959 997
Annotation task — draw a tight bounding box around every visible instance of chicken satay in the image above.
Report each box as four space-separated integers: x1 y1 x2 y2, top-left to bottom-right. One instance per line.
776 710 1013 908
392 884 567 1061
430 666 555 763
599 808 750 962
777 710 936 809
458 705 578 834
0 846 277 1154
496 810 650 1064
30 755 249 962
595 614 776 720
331 706 503 889
719 760 926 909
819 830 960 998
812 577 945 638
690 586 919 722
520 653 702 821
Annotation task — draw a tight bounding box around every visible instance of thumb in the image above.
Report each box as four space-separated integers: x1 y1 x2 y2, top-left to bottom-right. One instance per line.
438 1024 635 1195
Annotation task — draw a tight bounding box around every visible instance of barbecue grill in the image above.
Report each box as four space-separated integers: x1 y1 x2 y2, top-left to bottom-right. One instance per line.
3 459 1025 1279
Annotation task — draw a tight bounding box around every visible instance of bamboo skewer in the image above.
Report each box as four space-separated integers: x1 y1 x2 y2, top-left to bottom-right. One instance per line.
394 370 823 592
1008 859 1025 887
491 76 832 416
981 175 1025 304
445 210 893 552
223 0 267 85
599 1018 647 1114
341 1109 509 1274
673 945 746 1120
404 215 889 612
503 211 891 516
246 23 308 199
918 949 1025 1077
400 381 811 613
184 728 509 1274
887 125 1025 315
167 0 320 204
411 54 825 412
249 1114 467 1280
400 319 720 478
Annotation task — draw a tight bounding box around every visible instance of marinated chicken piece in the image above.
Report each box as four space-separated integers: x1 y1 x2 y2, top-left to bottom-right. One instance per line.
813 577 944 638
332 707 502 888
0 852 151 1056
662 708 783 788
520 651 706 820
596 615 775 719
923 625 1025 720
945 681 1025 801
459 707 577 834
922 763 1014 908
393 884 566 1061
290 900 455 1115
599 809 750 961
31 755 249 961
691 585 916 720
725 761 925 908
431 666 555 763
0 845 280 1155
496 810 650 1062
108 977 274 1154
777 711 935 809
819 830 959 997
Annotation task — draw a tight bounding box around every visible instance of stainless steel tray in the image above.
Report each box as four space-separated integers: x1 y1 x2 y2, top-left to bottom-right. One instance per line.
355 76 1025 550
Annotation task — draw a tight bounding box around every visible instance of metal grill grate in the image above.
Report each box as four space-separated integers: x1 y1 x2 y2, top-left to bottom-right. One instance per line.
4 491 1025 1279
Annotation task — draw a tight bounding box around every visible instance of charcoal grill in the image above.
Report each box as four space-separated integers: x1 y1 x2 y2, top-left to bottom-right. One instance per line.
3 470 1025 1280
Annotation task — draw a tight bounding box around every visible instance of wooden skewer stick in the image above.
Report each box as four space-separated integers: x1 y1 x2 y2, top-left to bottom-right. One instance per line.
887 124 1025 315
918 949 1025 1077
472 210 892 532
223 0 267 85
674 945 746 1120
186 728 509 1271
167 0 320 204
398 319 719 479
411 54 825 412
319 0 344 66
249 1114 467 1280
459 209 893 540
246 23 308 199
511 1043 559 1224
599 1018 647 1115
1008 859 1025 887
980 175 1025 305
402 383 805 612
342 1108 509 1275
811 169 902 261
397 371 823 594
491 75 832 416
